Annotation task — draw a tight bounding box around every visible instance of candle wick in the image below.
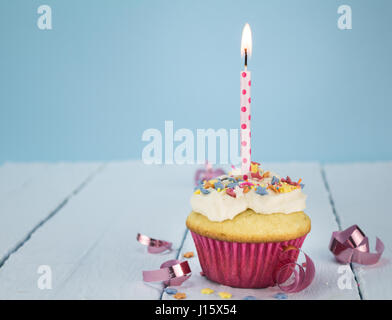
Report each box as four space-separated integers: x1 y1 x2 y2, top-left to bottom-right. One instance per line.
244 48 248 69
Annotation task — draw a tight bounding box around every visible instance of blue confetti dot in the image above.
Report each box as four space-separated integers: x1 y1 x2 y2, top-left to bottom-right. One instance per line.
243 296 257 300
274 292 288 300
271 176 279 185
165 288 177 295
255 186 268 196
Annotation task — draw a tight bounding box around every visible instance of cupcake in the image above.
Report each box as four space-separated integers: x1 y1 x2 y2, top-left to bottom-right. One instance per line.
186 162 310 288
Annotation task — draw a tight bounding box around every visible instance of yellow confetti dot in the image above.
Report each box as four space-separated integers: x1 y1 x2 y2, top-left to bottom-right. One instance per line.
183 251 194 258
217 188 221 192
218 291 232 299
194 189 201 195
173 292 186 299
201 288 214 295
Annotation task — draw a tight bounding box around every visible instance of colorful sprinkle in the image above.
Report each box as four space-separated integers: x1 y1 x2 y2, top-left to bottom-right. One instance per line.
271 176 279 185
200 187 210 194
226 188 236 198
274 293 288 300
214 181 224 190
227 182 238 189
164 288 177 295
255 186 268 196
183 251 194 258
218 292 232 299
173 292 187 299
201 288 214 295
300 183 305 189
243 296 257 300
194 189 201 195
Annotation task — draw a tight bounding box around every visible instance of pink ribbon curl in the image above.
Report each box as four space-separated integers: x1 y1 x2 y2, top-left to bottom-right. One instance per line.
274 245 316 293
329 225 384 265
143 259 192 286
137 233 172 254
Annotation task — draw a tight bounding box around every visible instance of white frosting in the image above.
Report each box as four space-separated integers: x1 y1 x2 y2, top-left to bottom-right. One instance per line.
191 173 307 222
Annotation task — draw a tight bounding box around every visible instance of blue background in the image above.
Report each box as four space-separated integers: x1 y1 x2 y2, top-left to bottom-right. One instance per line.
0 0 391 164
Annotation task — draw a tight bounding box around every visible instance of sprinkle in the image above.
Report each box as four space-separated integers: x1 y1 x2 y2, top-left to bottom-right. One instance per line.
226 188 236 198
164 288 177 295
227 182 238 189
274 293 288 300
218 292 232 299
297 178 302 184
251 171 263 180
194 189 201 195
268 185 279 193
256 186 268 195
243 296 257 300
271 176 279 185
214 181 224 190
300 183 305 189
204 181 213 189
173 292 187 299
201 288 214 295
243 186 250 193
243 174 248 180
262 171 270 178
200 187 210 194
183 251 194 258
217 188 221 192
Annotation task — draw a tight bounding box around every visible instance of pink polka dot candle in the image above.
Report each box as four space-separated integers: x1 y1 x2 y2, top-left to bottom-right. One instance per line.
240 23 252 174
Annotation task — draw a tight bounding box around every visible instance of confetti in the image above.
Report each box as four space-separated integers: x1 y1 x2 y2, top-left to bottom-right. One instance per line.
214 181 224 190
173 292 187 299
194 189 201 195
243 296 257 300
201 288 214 295
164 288 177 295
274 293 288 300
183 251 194 258
218 292 232 299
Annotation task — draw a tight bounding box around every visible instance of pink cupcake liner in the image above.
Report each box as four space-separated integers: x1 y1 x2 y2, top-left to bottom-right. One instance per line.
191 231 307 288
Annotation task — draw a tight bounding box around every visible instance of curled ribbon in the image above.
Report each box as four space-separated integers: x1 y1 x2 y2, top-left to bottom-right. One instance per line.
329 225 384 265
194 162 225 186
274 245 315 293
143 259 192 286
137 233 172 254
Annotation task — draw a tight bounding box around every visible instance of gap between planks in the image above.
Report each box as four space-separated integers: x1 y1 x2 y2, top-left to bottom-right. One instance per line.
320 165 363 300
0 163 106 270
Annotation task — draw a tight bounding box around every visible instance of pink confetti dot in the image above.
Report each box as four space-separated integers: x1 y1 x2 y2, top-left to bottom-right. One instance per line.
249 132 251 137
248 115 251 120
250 149 251 154
242 72 247 78
241 106 247 112
241 123 247 129
242 158 247 164
248 80 251 86
241 141 247 146
242 89 247 95
248 97 251 103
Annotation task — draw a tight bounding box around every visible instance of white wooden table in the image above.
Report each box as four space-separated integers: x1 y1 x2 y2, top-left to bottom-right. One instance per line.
0 161 390 300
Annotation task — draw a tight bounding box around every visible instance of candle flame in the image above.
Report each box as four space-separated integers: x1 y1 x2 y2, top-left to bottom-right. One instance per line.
241 23 252 57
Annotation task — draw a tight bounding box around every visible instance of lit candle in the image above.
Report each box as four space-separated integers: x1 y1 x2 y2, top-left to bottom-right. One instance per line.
240 23 252 174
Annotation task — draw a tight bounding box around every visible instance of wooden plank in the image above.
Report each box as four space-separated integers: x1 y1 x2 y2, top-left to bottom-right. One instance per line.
162 162 360 300
0 161 195 299
0 162 102 265
324 162 392 300
0 163 49 195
